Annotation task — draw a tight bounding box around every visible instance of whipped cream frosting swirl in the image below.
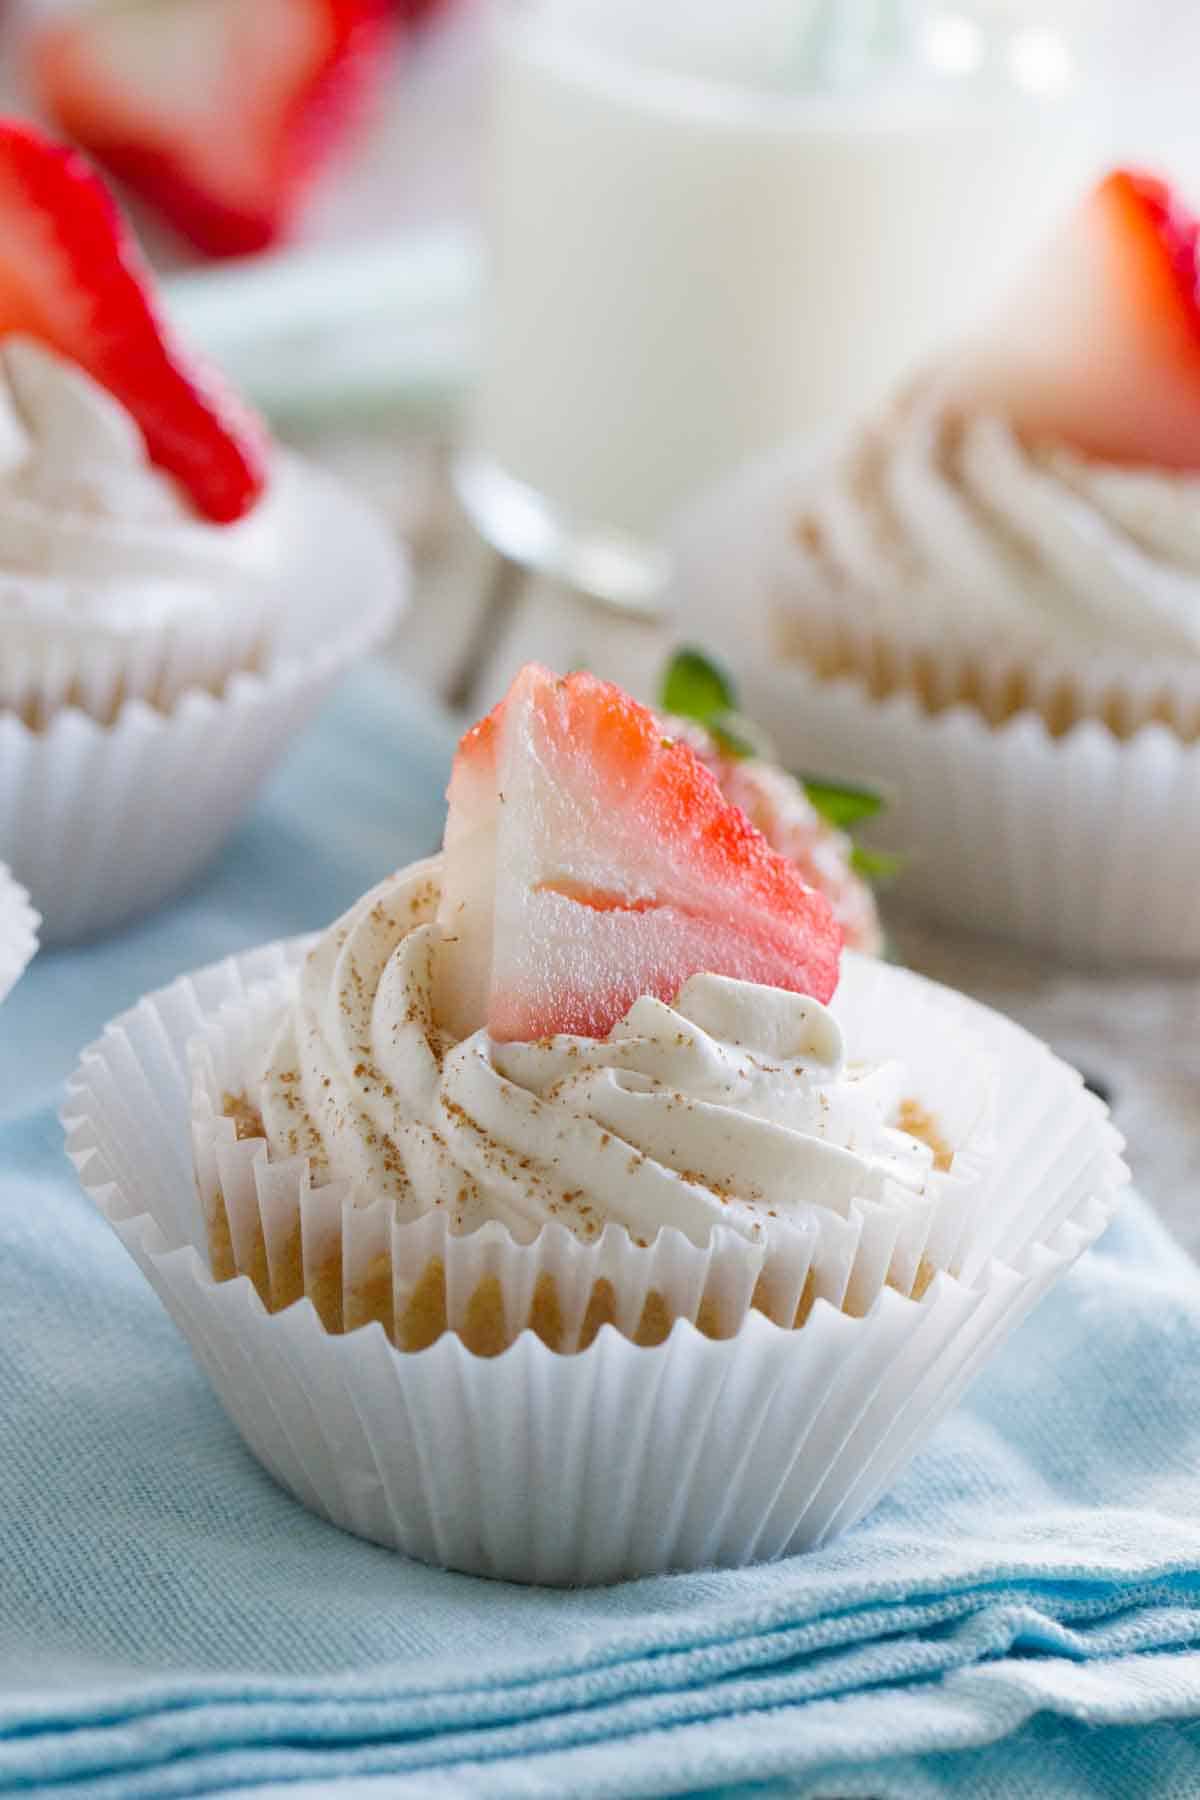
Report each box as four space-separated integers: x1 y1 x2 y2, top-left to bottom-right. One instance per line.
793 381 1200 655
254 858 940 1250
0 336 281 649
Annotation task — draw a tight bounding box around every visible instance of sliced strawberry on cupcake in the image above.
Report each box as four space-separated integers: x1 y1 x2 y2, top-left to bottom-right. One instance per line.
438 665 842 1043
32 0 394 259
953 169 1200 469
0 119 268 522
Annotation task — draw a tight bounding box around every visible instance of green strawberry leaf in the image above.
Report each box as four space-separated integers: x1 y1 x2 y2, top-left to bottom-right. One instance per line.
802 777 885 830
659 647 739 726
707 717 758 760
850 844 903 884
658 651 899 879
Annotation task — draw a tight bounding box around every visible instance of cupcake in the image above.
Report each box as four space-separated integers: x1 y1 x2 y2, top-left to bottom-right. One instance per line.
0 333 286 730
0 122 404 943
675 170 1200 964
67 666 1126 1584
0 861 38 1004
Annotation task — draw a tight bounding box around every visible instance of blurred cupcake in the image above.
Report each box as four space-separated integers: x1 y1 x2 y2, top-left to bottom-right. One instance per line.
0 122 403 943
676 170 1200 963
67 666 1125 1583
0 335 283 731
0 861 38 1004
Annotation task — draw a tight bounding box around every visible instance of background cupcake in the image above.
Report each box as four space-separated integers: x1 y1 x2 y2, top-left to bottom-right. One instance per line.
0 860 38 1005
0 122 404 944
0 334 285 731
675 170 1200 965
68 667 1126 1583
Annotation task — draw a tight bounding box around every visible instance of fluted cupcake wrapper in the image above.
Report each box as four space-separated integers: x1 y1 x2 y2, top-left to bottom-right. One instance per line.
0 459 404 945
742 665 1200 968
184 943 1000 1348
0 860 38 1004
674 443 1200 966
767 581 1200 744
0 603 271 730
63 941 1125 1584
0 454 331 729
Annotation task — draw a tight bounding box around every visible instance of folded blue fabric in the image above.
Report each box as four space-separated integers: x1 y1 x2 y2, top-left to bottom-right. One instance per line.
2 669 1199 1800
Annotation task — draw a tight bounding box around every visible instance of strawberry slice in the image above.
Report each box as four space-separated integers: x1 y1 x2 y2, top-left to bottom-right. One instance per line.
952 169 1200 469
438 666 842 1044
0 121 267 523
33 0 393 259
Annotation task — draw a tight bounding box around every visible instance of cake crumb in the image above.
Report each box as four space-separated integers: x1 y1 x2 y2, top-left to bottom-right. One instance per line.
222 1093 264 1142
897 1099 954 1172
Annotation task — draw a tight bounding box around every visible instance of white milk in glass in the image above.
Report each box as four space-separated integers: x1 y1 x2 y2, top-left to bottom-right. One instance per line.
459 3 1105 603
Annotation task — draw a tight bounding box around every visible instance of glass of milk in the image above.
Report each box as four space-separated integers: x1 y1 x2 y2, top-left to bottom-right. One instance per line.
457 0 1106 608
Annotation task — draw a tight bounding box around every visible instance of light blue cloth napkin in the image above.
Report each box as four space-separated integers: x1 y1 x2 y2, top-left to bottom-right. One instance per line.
3 668 1200 1800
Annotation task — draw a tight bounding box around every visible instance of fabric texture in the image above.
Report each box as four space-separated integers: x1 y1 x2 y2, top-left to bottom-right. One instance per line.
2 667 1199 1799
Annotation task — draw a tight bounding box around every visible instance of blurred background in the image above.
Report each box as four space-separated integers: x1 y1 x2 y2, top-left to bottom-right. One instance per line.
7 0 1200 718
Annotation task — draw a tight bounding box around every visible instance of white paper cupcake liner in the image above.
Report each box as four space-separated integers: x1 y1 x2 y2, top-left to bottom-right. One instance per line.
63 940 1126 1584
717 665 1200 968
673 445 1200 965
184 927 998 1344
0 458 405 945
0 452 326 728
765 566 1200 744
0 606 272 731
0 860 38 1004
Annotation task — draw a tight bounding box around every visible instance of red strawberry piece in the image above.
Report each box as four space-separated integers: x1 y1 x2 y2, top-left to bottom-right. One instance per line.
951 169 1200 469
391 0 448 21
0 121 268 523
673 720 883 956
438 665 842 1044
33 0 394 260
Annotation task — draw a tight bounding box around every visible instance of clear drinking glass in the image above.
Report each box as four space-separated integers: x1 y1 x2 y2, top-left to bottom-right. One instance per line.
457 0 1107 608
